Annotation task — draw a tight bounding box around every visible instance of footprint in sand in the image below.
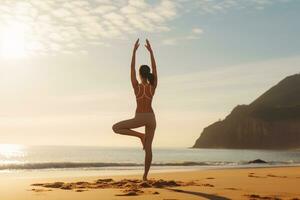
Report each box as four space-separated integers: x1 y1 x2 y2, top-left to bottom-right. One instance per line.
248 173 266 178
200 183 214 187
30 188 52 192
224 187 239 191
76 189 87 192
267 174 287 178
116 191 139 196
245 194 281 200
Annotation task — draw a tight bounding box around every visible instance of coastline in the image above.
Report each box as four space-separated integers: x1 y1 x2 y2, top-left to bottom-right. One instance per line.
1 163 300 180
1 166 300 200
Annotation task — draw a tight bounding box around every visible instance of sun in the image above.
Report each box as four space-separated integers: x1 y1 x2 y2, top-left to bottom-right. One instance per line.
0 144 24 158
0 23 27 59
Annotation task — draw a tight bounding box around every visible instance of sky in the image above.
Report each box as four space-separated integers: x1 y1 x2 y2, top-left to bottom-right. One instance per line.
0 0 299 147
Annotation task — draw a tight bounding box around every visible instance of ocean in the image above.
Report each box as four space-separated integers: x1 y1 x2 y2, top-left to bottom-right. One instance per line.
1 145 300 177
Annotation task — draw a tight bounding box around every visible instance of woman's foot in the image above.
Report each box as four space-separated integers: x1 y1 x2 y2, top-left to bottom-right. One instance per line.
143 175 147 181
140 135 145 150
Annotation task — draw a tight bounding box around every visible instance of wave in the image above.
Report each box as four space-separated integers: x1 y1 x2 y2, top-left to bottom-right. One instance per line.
0 160 298 170
0 161 212 170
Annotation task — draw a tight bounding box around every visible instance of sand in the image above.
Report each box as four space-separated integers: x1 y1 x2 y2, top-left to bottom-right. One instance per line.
1 166 300 200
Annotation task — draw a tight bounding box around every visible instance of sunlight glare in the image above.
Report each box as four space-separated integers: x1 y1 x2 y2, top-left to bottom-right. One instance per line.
0 144 24 158
0 23 26 59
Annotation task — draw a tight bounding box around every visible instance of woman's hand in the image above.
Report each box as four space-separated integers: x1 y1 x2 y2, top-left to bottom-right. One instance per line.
145 39 152 53
133 39 140 52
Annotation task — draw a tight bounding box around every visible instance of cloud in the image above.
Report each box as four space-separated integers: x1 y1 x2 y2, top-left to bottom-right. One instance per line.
160 0 294 45
162 27 203 45
52 8 72 18
162 38 178 45
191 0 293 14
0 0 294 55
192 28 203 34
94 5 117 14
0 0 180 55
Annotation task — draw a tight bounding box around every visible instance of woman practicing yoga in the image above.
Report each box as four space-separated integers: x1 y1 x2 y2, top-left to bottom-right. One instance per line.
112 39 158 181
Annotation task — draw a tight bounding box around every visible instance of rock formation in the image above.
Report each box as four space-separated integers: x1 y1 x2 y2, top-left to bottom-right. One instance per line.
193 74 300 149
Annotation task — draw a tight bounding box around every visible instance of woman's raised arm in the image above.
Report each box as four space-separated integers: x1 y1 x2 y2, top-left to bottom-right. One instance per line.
131 39 139 91
145 39 157 88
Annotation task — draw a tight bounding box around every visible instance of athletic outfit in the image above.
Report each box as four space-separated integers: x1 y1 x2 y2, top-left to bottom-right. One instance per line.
136 83 154 100
112 83 156 140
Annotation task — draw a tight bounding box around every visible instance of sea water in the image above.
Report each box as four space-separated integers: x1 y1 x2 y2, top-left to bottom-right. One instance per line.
0 145 300 177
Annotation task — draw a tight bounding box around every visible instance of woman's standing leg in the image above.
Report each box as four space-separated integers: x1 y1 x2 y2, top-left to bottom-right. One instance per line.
143 119 156 181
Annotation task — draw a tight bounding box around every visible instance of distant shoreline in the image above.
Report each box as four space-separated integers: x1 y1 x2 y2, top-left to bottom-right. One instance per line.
1 163 300 180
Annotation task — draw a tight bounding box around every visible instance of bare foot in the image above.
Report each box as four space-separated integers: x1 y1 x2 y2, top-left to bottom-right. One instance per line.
140 135 145 150
143 175 147 181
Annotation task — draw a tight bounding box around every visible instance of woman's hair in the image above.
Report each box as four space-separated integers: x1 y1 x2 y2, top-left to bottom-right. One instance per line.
139 65 154 85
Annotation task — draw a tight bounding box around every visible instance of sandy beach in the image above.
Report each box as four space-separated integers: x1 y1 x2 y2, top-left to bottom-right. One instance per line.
0 166 299 200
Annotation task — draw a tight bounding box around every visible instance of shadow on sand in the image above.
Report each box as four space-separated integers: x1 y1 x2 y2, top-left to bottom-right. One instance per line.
166 188 231 200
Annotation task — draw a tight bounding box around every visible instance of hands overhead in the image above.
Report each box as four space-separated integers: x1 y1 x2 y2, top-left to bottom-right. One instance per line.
131 38 157 87
133 39 153 53
133 39 140 52
145 39 153 53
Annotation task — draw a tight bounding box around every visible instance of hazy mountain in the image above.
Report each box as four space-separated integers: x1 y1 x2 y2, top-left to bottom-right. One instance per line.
193 74 300 149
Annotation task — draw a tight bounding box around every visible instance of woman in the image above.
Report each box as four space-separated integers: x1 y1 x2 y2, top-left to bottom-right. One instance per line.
112 39 158 181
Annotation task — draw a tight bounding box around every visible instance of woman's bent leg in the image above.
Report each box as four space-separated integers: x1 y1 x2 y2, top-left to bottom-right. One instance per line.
112 117 146 148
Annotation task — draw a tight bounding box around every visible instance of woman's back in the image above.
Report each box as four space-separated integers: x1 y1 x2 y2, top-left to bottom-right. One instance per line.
135 83 155 113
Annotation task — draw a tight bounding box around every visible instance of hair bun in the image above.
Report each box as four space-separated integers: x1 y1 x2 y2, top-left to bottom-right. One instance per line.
139 65 154 85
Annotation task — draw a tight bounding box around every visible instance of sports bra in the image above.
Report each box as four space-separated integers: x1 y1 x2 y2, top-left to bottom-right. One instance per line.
136 83 153 100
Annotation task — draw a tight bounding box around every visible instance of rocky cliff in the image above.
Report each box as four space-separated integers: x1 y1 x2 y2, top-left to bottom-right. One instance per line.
193 74 300 149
